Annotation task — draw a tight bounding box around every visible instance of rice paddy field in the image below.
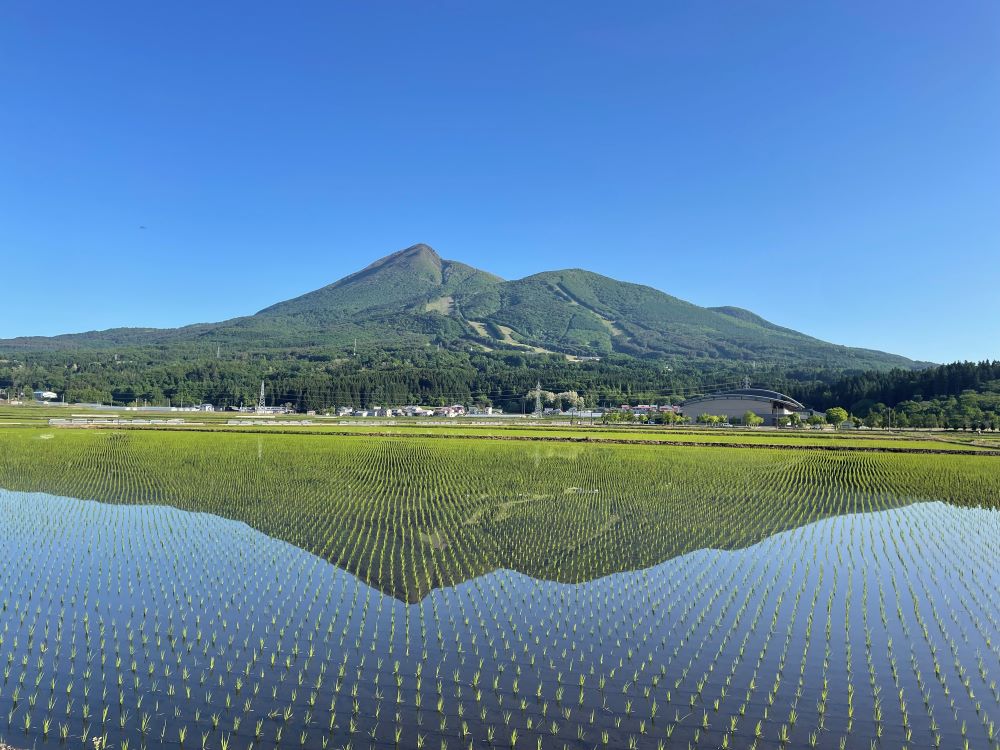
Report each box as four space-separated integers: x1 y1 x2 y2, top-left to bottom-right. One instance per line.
0 404 990 453
0 426 998 750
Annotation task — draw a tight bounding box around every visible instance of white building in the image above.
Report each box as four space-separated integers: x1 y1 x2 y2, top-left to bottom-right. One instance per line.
681 388 805 426
433 404 466 417
403 405 435 417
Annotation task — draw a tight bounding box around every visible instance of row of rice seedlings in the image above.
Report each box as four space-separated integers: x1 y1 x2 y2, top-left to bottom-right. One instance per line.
1 430 998 603
1 483 996 749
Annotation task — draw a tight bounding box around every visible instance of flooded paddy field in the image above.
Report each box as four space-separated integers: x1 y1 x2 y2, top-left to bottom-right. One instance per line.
0 428 998 749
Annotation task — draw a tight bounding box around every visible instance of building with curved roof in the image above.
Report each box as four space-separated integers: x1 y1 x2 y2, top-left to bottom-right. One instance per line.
681 388 805 426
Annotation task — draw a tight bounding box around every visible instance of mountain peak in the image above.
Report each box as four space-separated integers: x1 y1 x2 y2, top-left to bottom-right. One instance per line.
404 243 439 256
350 243 444 283
373 243 441 267
254 243 499 322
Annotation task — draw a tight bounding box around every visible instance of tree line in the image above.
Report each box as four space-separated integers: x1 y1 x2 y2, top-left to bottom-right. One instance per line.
3 346 998 428
786 360 1000 430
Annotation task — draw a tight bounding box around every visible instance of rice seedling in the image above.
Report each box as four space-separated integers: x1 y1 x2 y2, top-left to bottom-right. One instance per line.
0 427 995 748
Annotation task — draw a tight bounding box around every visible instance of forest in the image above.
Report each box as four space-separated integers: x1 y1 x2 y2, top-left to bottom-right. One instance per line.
2 346 998 428
788 359 1000 429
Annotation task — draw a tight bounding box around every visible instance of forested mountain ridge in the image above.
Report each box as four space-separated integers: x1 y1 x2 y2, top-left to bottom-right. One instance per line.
0 244 926 371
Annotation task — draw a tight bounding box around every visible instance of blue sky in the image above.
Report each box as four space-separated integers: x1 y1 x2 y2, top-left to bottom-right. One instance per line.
2 1 997 363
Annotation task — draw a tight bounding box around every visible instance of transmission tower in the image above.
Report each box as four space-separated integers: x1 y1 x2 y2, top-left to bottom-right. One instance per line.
534 380 543 416
256 380 266 413
743 376 752 390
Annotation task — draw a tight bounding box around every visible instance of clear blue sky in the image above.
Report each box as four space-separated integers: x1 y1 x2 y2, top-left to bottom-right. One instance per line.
2 2 997 363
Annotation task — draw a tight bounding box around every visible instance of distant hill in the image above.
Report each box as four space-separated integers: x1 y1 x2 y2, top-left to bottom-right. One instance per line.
0 243 927 370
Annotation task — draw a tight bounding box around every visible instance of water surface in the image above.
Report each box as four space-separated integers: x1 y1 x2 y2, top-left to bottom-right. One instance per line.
0 490 997 749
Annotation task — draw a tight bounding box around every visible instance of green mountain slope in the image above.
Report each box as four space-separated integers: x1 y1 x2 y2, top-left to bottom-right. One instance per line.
0 244 926 369
257 244 502 322
457 269 919 368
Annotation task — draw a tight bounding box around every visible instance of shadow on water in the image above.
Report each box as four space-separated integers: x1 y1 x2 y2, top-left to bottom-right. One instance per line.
0 490 997 750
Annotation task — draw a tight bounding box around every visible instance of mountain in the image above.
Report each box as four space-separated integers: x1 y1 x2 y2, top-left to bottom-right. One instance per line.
0 243 926 370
